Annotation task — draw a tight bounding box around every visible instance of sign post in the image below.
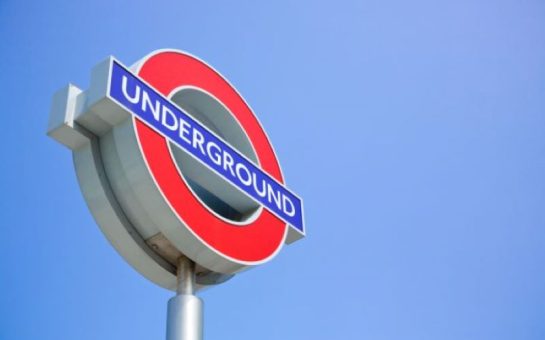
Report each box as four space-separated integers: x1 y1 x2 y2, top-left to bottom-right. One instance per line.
47 50 305 338
167 257 202 340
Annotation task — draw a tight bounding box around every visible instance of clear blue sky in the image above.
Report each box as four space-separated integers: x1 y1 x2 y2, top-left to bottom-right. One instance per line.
1 1 545 339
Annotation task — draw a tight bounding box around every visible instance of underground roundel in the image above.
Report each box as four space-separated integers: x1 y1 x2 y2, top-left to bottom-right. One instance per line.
47 50 305 291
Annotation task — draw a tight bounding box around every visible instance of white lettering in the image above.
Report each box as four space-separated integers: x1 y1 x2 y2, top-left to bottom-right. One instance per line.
223 152 235 177
252 173 266 197
282 195 296 217
162 106 178 131
267 184 282 210
192 129 205 155
207 142 222 166
235 163 252 186
141 91 160 121
121 75 140 104
179 118 192 144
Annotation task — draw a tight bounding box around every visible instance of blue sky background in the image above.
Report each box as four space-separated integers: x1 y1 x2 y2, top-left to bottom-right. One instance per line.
1 1 545 339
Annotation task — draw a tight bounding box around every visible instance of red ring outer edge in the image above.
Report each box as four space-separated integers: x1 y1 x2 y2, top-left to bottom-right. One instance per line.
134 51 287 263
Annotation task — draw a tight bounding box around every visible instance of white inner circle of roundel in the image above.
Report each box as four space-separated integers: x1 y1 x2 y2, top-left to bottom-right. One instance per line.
167 86 263 225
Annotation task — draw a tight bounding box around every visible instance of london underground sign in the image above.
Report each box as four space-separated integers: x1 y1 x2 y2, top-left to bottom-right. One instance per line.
47 50 305 292
110 60 304 234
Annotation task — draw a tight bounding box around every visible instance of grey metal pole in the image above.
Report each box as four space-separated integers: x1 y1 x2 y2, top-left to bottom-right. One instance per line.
166 256 203 340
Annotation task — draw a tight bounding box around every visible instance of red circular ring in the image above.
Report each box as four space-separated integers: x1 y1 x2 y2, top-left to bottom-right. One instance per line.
134 51 287 263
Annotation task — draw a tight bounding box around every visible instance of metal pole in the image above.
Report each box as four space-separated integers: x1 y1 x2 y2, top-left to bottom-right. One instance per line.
166 256 203 340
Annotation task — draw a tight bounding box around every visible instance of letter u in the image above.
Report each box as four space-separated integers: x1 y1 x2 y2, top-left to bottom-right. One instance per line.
121 75 140 104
